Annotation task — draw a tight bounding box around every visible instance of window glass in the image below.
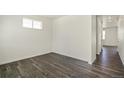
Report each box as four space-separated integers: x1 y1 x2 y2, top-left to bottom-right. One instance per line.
22 18 32 28
102 30 106 40
33 20 42 29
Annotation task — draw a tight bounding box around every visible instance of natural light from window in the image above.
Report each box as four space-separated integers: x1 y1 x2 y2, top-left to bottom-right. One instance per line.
102 30 106 40
22 18 32 28
22 18 42 30
33 20 42 29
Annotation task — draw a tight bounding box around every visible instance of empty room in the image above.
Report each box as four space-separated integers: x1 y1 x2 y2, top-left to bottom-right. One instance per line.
0 15 124 78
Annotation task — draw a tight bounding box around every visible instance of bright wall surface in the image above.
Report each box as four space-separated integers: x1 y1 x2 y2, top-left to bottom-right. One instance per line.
91 16 96 63
0 15 96 65
52 15 96 64
96 16 103 55
102 27 118 46
0 15 52 65
118 16 124 64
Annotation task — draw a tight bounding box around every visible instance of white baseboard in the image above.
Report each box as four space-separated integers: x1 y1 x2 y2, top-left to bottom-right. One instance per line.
0 52 51 65
88 57 96 65
118 52 124 65
0 51 93 66
52 51 88 63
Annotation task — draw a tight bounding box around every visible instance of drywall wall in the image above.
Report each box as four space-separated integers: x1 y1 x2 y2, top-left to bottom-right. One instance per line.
91 16 96 63
52 15 96 64
102 27 118 46
96 16 102 55
0 15 96 65
118 16 124 64
102 16 119 28
0 15 52 65
103 20 118 28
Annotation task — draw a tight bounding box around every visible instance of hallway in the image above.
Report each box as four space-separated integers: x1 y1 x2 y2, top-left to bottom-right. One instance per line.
93 46 124 77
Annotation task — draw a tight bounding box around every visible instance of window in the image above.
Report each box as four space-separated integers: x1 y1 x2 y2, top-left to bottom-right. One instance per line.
22 18 42 30
102 30 106 40
33 20 42 29
22 18 32 28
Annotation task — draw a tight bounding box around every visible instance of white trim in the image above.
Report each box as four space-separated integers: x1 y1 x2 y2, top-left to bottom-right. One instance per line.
118 52 124 65
0 52 51 65
88 57 96 65
51 51 88 63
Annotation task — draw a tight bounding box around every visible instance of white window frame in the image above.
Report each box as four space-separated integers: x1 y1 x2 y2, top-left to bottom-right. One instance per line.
22 18 33 28
22 18 43 30
33 20 43 30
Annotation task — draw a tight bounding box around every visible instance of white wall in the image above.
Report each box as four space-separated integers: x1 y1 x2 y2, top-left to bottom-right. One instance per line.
0 15 96 65
96 16 102 54
102 27 118 46
52 15 96 64
118 16 124 64
102 16 118 28
91 16 96 63
0 15 52 65
103 21 118 28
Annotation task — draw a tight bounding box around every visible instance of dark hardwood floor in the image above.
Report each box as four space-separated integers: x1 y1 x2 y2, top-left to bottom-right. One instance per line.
0 46 124 78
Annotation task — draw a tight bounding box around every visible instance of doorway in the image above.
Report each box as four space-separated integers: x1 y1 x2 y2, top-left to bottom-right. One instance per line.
95 15 124 69
96 15 119 55
101 16 118 48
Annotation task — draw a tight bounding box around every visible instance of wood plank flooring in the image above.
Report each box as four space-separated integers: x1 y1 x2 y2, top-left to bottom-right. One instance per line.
0 46 124 78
